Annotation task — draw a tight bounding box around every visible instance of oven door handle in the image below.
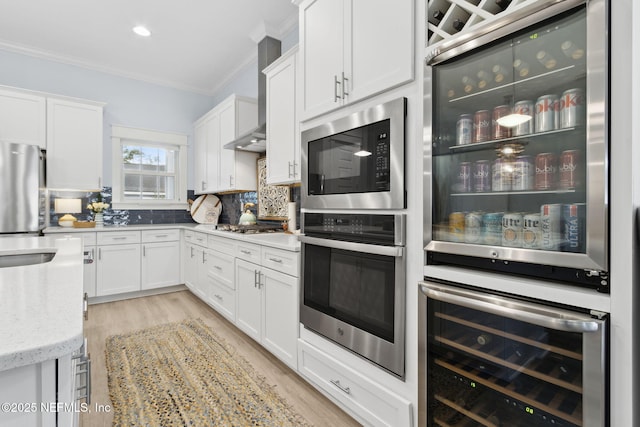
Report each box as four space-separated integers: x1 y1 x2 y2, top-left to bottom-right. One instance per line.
299 235 403 257
419 283 604 333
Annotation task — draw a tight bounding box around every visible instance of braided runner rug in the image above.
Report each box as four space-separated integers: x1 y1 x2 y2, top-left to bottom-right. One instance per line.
105 318 310 426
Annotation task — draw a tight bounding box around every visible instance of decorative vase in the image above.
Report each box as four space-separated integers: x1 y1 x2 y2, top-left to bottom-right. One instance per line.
94 212 104 227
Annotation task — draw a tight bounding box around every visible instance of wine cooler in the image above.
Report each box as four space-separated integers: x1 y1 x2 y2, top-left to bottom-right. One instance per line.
424 0 608 289
418 281 608 427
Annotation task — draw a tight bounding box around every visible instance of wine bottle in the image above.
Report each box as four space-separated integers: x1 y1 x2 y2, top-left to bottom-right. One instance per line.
476 333 492 346
432 9 445 24
477 70 492 89
561 40 585 60
462 76 476 93
536 50 557 70
513 59 530 77
452 19 465 32
492 64 508 83
495 0 512 11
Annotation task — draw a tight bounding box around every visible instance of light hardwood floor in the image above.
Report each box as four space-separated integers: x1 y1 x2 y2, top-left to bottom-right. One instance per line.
81 290 362 427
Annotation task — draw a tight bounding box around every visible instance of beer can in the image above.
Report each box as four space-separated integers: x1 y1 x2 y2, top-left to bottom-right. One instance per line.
492 105 512 140
522 213 542 249
513 100 535 136
502 213 523 247
535 94 559 132
474 160 491 192
456 114 473 145
512 155 534 191
492 158 512 191
456 162 472 193
541 204 562 250
483 212 504 245
559 149 581 190
559 88 585 128
562 203 586 253
465 212 483 243
473 110 491 143
449 212 466 242
535 153 557 190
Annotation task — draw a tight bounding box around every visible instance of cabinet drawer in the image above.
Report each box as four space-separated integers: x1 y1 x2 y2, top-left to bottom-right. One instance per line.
142 229 180 243
193 232 208 246
298 340 412 427
236 241 261 263
74 232 97 246
183 229 195 242
206 250 235 290
208 235 236 255
97 231 141 245
261 246 300 277
209 279 236 323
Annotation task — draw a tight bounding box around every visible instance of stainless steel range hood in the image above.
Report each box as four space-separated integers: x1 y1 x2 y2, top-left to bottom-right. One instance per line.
224 36 281 152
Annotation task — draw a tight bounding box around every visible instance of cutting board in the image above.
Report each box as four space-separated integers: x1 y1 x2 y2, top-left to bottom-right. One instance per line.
189 194 222 224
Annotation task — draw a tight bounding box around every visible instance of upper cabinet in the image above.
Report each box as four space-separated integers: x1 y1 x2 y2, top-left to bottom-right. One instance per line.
299 0 414 119
193 94 259 194
264 46 300 185
0 87 46 149
46 98 104 190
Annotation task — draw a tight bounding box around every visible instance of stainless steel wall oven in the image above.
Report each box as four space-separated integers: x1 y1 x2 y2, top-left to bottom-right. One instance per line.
418 281 608 427
301 97 407 210
300 212 406 378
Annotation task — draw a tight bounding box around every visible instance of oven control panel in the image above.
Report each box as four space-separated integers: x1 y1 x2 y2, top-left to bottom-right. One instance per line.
303 213 403 245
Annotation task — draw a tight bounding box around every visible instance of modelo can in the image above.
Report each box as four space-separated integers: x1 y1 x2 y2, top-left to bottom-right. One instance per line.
492 158 512 191
535 153 557 190
492 105 512 140
474 160 491 192
559 88 585 128
535 94 559 132
449 212 466 242
473 110 491 143
558 149 581 190
456 161 472 193
483 212 504 245
465 212 483 243
541 204 562 250
512 155 534 191
563 203 586 252
522 213 542 249
456 114 473 145
502 213 523 247
513 100 535 136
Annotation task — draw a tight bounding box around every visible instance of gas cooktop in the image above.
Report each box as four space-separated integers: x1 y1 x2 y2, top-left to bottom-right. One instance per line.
216 224 283 234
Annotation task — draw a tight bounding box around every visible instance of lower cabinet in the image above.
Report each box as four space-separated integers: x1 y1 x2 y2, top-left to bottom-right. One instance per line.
141 230 181 290
96 243 141 296
236 258 299 370
298 340 412 427
205 241 236 323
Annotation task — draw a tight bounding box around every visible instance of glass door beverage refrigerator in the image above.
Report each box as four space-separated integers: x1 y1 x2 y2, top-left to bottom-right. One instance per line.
424 0 608 291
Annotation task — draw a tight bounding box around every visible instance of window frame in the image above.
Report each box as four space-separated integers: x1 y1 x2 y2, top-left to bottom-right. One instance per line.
111 125 188 210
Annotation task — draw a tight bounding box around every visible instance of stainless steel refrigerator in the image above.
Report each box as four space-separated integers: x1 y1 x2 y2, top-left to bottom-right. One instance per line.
0 141 45 234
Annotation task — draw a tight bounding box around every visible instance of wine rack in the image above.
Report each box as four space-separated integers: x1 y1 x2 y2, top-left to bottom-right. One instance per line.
426 0 545 47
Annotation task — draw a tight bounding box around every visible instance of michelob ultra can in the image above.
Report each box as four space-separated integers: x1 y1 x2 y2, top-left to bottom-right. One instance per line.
562 203 586 253
541 204 562 250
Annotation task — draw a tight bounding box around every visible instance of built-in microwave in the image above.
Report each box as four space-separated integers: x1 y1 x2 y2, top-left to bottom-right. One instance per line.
301 97 407 210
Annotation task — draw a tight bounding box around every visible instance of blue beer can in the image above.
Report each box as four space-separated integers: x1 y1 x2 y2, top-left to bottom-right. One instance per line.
482 212 504 246
562 203 585 252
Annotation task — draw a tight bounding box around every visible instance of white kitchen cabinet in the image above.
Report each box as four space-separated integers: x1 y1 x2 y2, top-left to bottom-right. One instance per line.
264 46 301 185
299 0 414 119
141 230 181 290
193 94 259 194
96 231 141 296
46 97 104 190
236 258 263 342
76 232 97 298
0 87 46 149
206 237 237 322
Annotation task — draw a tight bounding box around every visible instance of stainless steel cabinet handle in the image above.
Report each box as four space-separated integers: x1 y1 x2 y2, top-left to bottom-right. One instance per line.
241 249 252 255
341 72 349 98
419 282 604 333
202 252 206 263
190 247 194 258
155 234 168 238
202 180 206 190
299 235 403 257
214 265 222 270
98 248 101 260
229 175 233 187
258 271 263 289
268 257 283 263
143 245 146 256
334 75 341 101
288 161 293 178
330 379 351 395
293 162 298 178
254 269 259 288
83 292 89 321
112 236 127 240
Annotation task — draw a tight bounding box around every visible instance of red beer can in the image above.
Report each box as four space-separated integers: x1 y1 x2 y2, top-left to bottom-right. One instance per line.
473 110 491 143
535 153 557 190
559 150 581 190
492 105 512 140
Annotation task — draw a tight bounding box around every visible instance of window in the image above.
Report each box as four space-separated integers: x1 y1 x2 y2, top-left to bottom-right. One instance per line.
112 126 188 210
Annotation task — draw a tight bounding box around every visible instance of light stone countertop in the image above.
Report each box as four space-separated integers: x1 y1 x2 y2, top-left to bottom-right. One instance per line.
0 236 84 372
45 223 301 252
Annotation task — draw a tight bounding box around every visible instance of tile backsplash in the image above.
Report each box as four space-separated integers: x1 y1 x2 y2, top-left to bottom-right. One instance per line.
49 186 300 228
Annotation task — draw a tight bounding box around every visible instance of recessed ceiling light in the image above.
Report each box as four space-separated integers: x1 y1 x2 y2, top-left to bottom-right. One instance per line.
133 26 151 37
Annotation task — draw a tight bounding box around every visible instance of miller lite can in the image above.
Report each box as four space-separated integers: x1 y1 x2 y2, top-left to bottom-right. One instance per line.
562 203 585 253
559 88 585 128
535 94 559 132
541 204 562 250
465 212 484 243
522 213 542 249
513 100 535 136
456 114 473 145
449 212 466 242
473 110 491 143
502 213 523 247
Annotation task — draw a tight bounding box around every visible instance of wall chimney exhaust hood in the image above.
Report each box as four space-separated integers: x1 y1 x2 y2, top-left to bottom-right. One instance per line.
224 35 281 153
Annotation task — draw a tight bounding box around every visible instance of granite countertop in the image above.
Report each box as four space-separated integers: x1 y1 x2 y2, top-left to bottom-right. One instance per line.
0 236 84 372
45 224 302 252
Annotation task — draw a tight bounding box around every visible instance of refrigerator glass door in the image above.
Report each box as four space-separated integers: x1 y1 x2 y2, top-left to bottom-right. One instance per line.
425 3 607 288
